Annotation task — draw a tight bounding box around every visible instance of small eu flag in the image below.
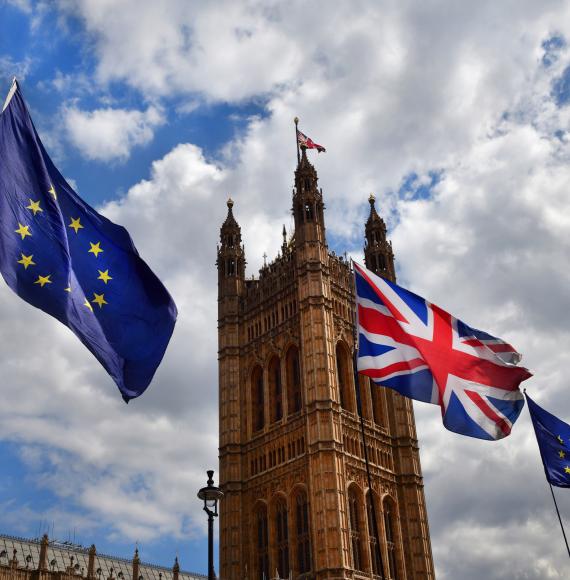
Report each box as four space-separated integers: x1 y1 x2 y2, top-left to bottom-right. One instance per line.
526 392 570 488
0 81 177 402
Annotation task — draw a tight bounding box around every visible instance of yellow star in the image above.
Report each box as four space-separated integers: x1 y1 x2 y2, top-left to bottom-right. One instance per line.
92 293 108 309
48 184 57 200
17 253 36 269
88 242 103 257
558 435 564 445
97 269 112 284
565 466 570 474
83 299 93 312
69 217 84 234
34 274 52 287
26 199 43 216
64 286 72 293
559 450 566 459
15 223 31 240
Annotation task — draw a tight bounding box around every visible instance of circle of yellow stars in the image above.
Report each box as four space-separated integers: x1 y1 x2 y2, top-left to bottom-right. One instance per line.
14 183 111 311
555 435 570 474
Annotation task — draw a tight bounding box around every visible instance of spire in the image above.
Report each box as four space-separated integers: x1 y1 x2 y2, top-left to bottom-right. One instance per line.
217 196 246 293
364 193 395 281
292 145 326 250
132 547 140 580
38 534 49 571
171 556 180 580
223 197 238 228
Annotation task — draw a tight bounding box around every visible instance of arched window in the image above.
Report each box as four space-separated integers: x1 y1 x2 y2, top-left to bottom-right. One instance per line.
251 366 264 432
383 498 398 580
274 499 290 578
367 492 383 577
255 504 269 580
286 346 302 415
336 343 355 413
370 380 384 427
269 356 282 423
226 258 235 276
304 201 313 221
348 485 364 571
295 491 311 575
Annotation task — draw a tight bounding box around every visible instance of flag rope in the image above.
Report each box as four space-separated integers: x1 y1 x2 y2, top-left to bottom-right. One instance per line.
352 260 386 580
548 482 570 559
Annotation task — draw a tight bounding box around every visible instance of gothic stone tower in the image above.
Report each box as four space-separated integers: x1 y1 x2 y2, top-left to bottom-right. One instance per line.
217 148 435 580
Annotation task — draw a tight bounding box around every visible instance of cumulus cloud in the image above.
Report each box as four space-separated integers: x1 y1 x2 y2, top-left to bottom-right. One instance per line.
2 0 570 577
62 105 165 162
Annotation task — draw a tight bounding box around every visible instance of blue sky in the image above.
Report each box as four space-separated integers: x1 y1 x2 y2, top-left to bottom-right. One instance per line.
1 1 570 579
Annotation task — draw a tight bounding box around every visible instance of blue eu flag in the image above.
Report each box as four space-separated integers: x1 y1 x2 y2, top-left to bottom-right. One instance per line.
0 81 177 402
526 392 570 488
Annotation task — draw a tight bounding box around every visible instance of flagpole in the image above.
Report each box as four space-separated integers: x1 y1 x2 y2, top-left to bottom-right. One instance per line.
548 482 570 559
294 116 300 164
524 390 570 559
351 261 386 580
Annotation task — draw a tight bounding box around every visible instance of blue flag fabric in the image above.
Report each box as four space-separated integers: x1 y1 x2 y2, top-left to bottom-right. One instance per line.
0 82 177 402
526 393 570 488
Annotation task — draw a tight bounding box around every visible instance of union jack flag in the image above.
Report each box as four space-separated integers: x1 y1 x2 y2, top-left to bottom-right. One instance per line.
355 262 532 440
297 129 326 153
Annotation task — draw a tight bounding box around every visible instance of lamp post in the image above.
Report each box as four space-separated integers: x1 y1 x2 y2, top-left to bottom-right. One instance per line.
197 470 224 580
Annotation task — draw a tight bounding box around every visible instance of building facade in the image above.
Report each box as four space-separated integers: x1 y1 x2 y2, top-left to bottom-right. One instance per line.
0 534 205 580
217 148 435 579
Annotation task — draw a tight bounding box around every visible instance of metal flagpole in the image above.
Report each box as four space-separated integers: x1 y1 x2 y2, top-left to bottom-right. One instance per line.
352 352 386 580
294 116 300 164
351 260 386 580
549 481 570 558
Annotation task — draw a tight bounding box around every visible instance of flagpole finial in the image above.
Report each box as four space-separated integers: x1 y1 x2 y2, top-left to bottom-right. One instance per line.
294 116 299 125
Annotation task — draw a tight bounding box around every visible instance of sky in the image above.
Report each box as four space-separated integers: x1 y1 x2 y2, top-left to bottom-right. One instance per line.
1 0 570 578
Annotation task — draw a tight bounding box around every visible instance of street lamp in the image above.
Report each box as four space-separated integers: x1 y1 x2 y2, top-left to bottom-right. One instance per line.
197 470 224 580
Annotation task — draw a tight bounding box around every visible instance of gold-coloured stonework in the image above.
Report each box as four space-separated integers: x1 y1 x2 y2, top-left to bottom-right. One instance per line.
217 150 435 579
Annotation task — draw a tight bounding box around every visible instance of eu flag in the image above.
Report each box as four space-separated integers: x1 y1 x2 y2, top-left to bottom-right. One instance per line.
526 392 570 488
0 81 177 402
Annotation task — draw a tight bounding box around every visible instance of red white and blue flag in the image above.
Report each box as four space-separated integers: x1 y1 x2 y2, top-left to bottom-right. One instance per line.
297 129 326 153
354 262 532 440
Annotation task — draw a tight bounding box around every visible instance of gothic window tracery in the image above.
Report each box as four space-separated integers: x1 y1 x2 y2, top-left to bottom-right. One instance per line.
294 491 311 575
286 346 302 415
251 365 265 432
269 356 282 423
383 498 399 580
274 498 290 578
336 342 355 413
348 485 364 572
255 504 269 580
367 491 382 576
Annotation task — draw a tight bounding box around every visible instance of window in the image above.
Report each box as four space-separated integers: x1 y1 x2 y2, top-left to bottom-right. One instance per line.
255 505 269 580
371 380 384 427
384 499 398 580
252 366 264 432
348 486 364 571
226 258 235 276
275 499 290 578
367 492 383 576
269 357 282 423
336 343 355 413
295 492 311 574
286 346 302 415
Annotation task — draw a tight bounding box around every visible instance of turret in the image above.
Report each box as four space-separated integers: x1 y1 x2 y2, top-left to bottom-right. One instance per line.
363 193 395 281
217 198 245 297
292 147 326 249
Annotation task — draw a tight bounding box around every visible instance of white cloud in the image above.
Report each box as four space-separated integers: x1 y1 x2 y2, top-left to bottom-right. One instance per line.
62 105 165 162
3 0 570 577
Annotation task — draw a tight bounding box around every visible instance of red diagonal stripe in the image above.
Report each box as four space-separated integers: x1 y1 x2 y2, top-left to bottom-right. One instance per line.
464 390 511 437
